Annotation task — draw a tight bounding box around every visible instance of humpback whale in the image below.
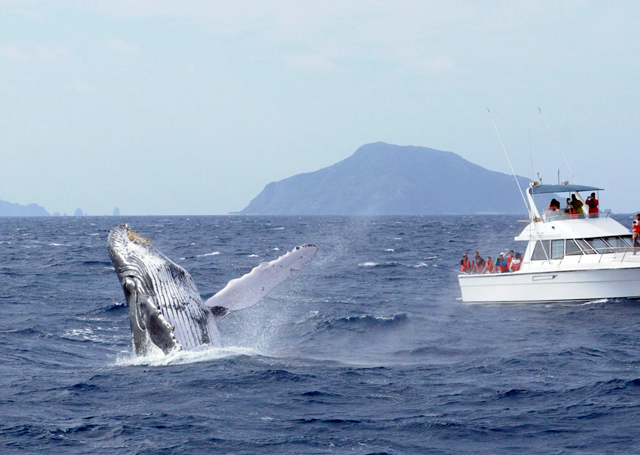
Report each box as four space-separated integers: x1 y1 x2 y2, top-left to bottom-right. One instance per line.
107 224 317 355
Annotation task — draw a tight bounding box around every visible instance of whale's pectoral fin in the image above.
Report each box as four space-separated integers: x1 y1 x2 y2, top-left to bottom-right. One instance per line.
203 244 318 319
124 275 180 355
137 294 180 354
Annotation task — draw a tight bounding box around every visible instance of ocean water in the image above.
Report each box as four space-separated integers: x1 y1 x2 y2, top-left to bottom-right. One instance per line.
2 215 640 454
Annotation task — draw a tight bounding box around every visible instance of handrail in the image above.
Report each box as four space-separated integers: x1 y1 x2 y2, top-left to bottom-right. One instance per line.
542 210 611 223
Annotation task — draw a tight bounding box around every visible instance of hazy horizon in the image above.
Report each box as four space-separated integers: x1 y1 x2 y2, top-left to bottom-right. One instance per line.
1 2 638 215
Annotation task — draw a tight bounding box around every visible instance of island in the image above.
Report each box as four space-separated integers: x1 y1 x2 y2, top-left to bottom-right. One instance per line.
239 142 530 215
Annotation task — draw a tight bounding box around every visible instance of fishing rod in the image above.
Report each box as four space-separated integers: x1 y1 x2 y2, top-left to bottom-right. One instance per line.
487 108 531 216
538 106 577 184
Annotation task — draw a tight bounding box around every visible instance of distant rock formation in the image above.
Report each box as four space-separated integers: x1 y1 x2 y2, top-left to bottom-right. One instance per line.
113 207 120 216
239 142 531 215
74 208 84 216
0 199 49 217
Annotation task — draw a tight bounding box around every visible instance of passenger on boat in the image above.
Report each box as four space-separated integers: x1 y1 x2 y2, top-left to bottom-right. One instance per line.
496 254 510 273
571 194 584 216
510 252 522 272
564 198 574 215
505 250 514 268
460 254 471 273
585 192 599 216
547 198 561 211
633 214 640 252
485 256 494 273
472 252 486 274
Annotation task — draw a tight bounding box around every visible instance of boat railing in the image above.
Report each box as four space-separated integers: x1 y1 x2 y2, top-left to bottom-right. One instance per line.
542 210 611 223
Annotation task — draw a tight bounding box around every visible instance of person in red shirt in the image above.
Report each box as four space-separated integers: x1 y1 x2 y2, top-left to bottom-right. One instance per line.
585 192 599 217
633 213 640 253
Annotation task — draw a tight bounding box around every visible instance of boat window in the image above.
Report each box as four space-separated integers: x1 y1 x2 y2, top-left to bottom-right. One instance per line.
576 239 597 254
586 238 614 254
551 240 564 259
566 239 583 256
531 241 550 260
619 236 632 247
604 236 628 249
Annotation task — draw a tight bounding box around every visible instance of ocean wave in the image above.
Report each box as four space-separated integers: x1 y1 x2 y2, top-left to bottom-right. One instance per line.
103 302 127 312
321 313 411 331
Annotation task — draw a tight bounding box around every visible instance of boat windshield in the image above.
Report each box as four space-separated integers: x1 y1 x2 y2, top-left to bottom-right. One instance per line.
530 235 633 260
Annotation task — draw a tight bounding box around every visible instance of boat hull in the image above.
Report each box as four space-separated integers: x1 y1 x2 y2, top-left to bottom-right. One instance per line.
458 266 640 303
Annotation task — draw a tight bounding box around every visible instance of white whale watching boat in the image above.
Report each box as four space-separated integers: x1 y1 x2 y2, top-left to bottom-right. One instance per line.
458 183 640 303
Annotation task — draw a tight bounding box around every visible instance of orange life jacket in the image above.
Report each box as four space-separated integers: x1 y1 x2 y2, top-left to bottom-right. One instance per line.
498 258 509 273
510 259 522 272
460 258 471 272
586 197 599 213
485 261 494 273
634 220 640 233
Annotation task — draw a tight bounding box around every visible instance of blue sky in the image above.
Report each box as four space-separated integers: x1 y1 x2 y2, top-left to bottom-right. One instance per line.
1 1 638 215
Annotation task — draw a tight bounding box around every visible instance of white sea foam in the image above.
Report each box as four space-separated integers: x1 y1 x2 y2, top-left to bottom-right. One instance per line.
248 254 259 257
273 227 285 230
197 251 220 257
359 262 379 267
385 249 395 252
114 345 259 367
63 327 120 344
580 299 609 306
414 262 429 268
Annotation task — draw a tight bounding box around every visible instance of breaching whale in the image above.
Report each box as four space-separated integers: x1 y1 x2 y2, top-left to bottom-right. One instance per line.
107 224 317 356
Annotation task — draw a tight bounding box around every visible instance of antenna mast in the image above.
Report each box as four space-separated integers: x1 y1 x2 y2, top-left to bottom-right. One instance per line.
528 128 534 181
538 107 577 184
487 108 530 215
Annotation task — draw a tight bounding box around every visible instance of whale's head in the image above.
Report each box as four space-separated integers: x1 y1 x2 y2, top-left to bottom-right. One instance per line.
107 224 181 355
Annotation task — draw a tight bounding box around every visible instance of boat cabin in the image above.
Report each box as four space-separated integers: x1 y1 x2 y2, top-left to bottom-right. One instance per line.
516 184 634 267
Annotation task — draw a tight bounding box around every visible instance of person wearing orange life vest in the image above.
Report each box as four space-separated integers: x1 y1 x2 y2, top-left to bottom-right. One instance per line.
472 252 486 274
564 198 575 216
585 192 599 217
485 256 495 273
510 252 522 272
547 198 560 212
460 254 471 273
496 254 510 273
633 213 640 253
